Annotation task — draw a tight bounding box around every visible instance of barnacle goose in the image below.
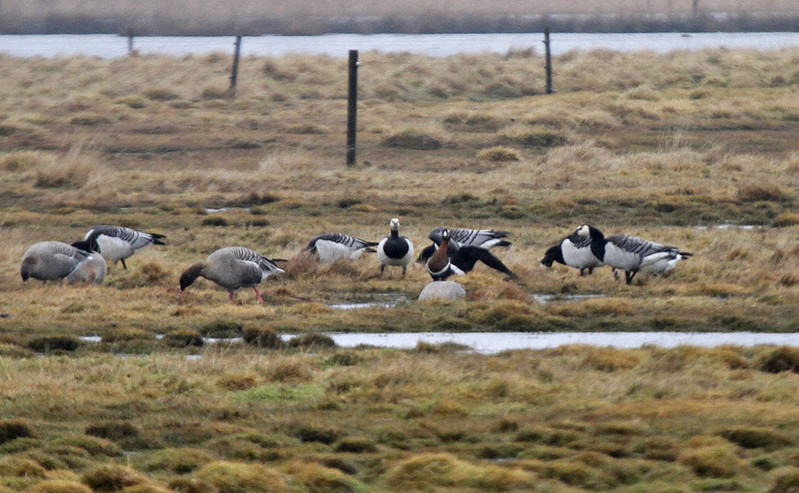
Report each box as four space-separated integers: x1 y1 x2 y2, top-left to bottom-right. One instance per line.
584 224 693 285
540 224 605 276
179 246 284 303
73 225 166 269
377 218 415 276
418 227 511 263
21 241 106 285
304 233 378 264
426 228 516 280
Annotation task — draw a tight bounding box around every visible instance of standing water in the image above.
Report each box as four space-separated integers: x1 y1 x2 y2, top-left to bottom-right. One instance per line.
2 32 799 58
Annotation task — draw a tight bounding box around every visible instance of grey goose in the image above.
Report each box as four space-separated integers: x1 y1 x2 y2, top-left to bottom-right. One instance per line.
179 246 284 303
21 241 106 285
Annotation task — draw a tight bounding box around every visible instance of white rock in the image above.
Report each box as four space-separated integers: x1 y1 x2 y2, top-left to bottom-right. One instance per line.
418 281 466 301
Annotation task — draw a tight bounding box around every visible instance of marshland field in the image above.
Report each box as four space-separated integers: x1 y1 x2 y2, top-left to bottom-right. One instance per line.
3 46 799 491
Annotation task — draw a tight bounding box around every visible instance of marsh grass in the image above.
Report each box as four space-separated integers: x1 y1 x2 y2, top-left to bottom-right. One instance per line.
3 48 799 491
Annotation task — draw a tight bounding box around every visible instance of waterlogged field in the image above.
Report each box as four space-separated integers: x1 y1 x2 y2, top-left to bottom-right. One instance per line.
2 48 799 491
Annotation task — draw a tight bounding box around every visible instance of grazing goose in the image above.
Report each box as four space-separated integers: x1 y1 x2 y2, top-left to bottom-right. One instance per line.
426 228 516 281
418 227 511 263
377 218 415 276
304 233 378 264
74 225 166 269
584 225 693 285
540 225 604 276
21 241 106 284
179 246 284 303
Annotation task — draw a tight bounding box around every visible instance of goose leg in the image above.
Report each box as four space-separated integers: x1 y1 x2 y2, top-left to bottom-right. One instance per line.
624 270 637 285
229 291 236 302
380 264 385 277
121 258 128 270
253 286 264 304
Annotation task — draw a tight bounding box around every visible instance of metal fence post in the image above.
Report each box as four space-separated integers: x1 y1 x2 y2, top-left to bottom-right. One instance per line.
229 35 242 98
544 27 553 94
346 50 359 166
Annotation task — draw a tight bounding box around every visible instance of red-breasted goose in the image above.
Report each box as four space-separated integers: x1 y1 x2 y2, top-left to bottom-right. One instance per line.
426 229 463 281
418 227 511 263
179 246 284 303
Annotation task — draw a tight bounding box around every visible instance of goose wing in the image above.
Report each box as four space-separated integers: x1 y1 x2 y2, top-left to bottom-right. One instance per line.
305 233 376 252
87 225 164 250
225 246 284 279
449 228 510 248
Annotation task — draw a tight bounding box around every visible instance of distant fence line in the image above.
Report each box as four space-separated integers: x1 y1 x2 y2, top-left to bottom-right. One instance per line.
3 11 799 36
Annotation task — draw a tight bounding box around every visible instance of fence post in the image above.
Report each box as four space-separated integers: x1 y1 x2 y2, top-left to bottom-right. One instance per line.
127 29 134 55
543 27 553 94
229 35 242 98
346 49 359 166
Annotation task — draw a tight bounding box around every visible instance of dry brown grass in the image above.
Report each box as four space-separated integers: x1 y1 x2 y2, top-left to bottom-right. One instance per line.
2 48 799 490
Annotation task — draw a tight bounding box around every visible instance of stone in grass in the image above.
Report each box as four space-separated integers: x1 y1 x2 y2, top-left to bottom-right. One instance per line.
418 281 466 301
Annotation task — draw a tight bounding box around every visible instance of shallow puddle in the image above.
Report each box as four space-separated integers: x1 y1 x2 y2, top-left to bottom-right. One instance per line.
326 293 411 310
282 331 799 354
532 294 605 304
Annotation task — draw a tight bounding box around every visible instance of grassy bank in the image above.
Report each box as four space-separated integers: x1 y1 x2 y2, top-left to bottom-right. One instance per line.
1 47 799 491
2 344 799 492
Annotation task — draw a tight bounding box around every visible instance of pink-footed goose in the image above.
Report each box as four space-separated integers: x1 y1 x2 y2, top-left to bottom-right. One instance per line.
179 246 284 303
21 241 106 285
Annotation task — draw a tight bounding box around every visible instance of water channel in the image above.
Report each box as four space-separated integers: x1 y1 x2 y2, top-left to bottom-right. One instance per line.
2 32 799 58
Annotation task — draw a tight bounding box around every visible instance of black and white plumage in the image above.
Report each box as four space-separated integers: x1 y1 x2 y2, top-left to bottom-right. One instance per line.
418 227 511 263
584 225 693 285
21 241 107 285
377 218 415 276
540 224 604 276
179 246 284 303
74 225 166 269
304 233 378 264
426 228 516 280
426 229 464 281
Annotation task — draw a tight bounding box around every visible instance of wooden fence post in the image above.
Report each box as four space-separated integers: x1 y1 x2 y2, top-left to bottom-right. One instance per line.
346 49 359 166
229 35 242 98
127 29 134 55
544 27 553 94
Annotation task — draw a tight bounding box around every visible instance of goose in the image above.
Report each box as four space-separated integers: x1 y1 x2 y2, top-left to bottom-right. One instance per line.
74 225 166 269
418 227 511 263
21 241 106 284
583 224 693 285
179 246 284 303
426 228 516 281
377 218 415 276
304 233 378 264
426 229 464 281
540 225 604 276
